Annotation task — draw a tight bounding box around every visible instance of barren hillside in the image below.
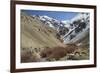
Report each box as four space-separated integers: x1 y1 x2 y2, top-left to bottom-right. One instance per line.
21 12 65 49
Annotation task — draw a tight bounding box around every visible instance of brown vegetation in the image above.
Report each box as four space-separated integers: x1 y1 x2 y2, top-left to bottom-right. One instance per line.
40 44 79 60
21 48 42 63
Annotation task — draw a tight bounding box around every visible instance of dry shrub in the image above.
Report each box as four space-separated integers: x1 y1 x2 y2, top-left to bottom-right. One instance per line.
21 48 41 63
40 44 78 60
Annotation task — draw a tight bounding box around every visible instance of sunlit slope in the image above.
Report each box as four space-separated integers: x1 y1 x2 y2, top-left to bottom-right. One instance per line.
21 13 64 48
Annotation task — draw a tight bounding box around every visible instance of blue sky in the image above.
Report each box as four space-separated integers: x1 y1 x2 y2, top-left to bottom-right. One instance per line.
21 10 79 21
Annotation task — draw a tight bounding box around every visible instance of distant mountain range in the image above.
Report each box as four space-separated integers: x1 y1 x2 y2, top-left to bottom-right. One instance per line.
32 13 89 45
32 13 90 48
32 15 70 37
22 12 90 48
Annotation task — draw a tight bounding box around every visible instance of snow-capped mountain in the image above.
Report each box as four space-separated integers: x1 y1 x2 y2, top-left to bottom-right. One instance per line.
37 15 69 36
62 20 71 28
31 13 90 47
39 15 61 28
32 15 70 29
63 13 90 46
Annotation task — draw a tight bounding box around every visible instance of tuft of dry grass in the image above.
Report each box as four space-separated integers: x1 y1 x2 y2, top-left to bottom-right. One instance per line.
21 48 42 63
40 44 79 61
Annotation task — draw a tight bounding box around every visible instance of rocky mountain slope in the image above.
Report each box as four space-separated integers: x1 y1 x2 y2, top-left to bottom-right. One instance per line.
21 12 65 49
